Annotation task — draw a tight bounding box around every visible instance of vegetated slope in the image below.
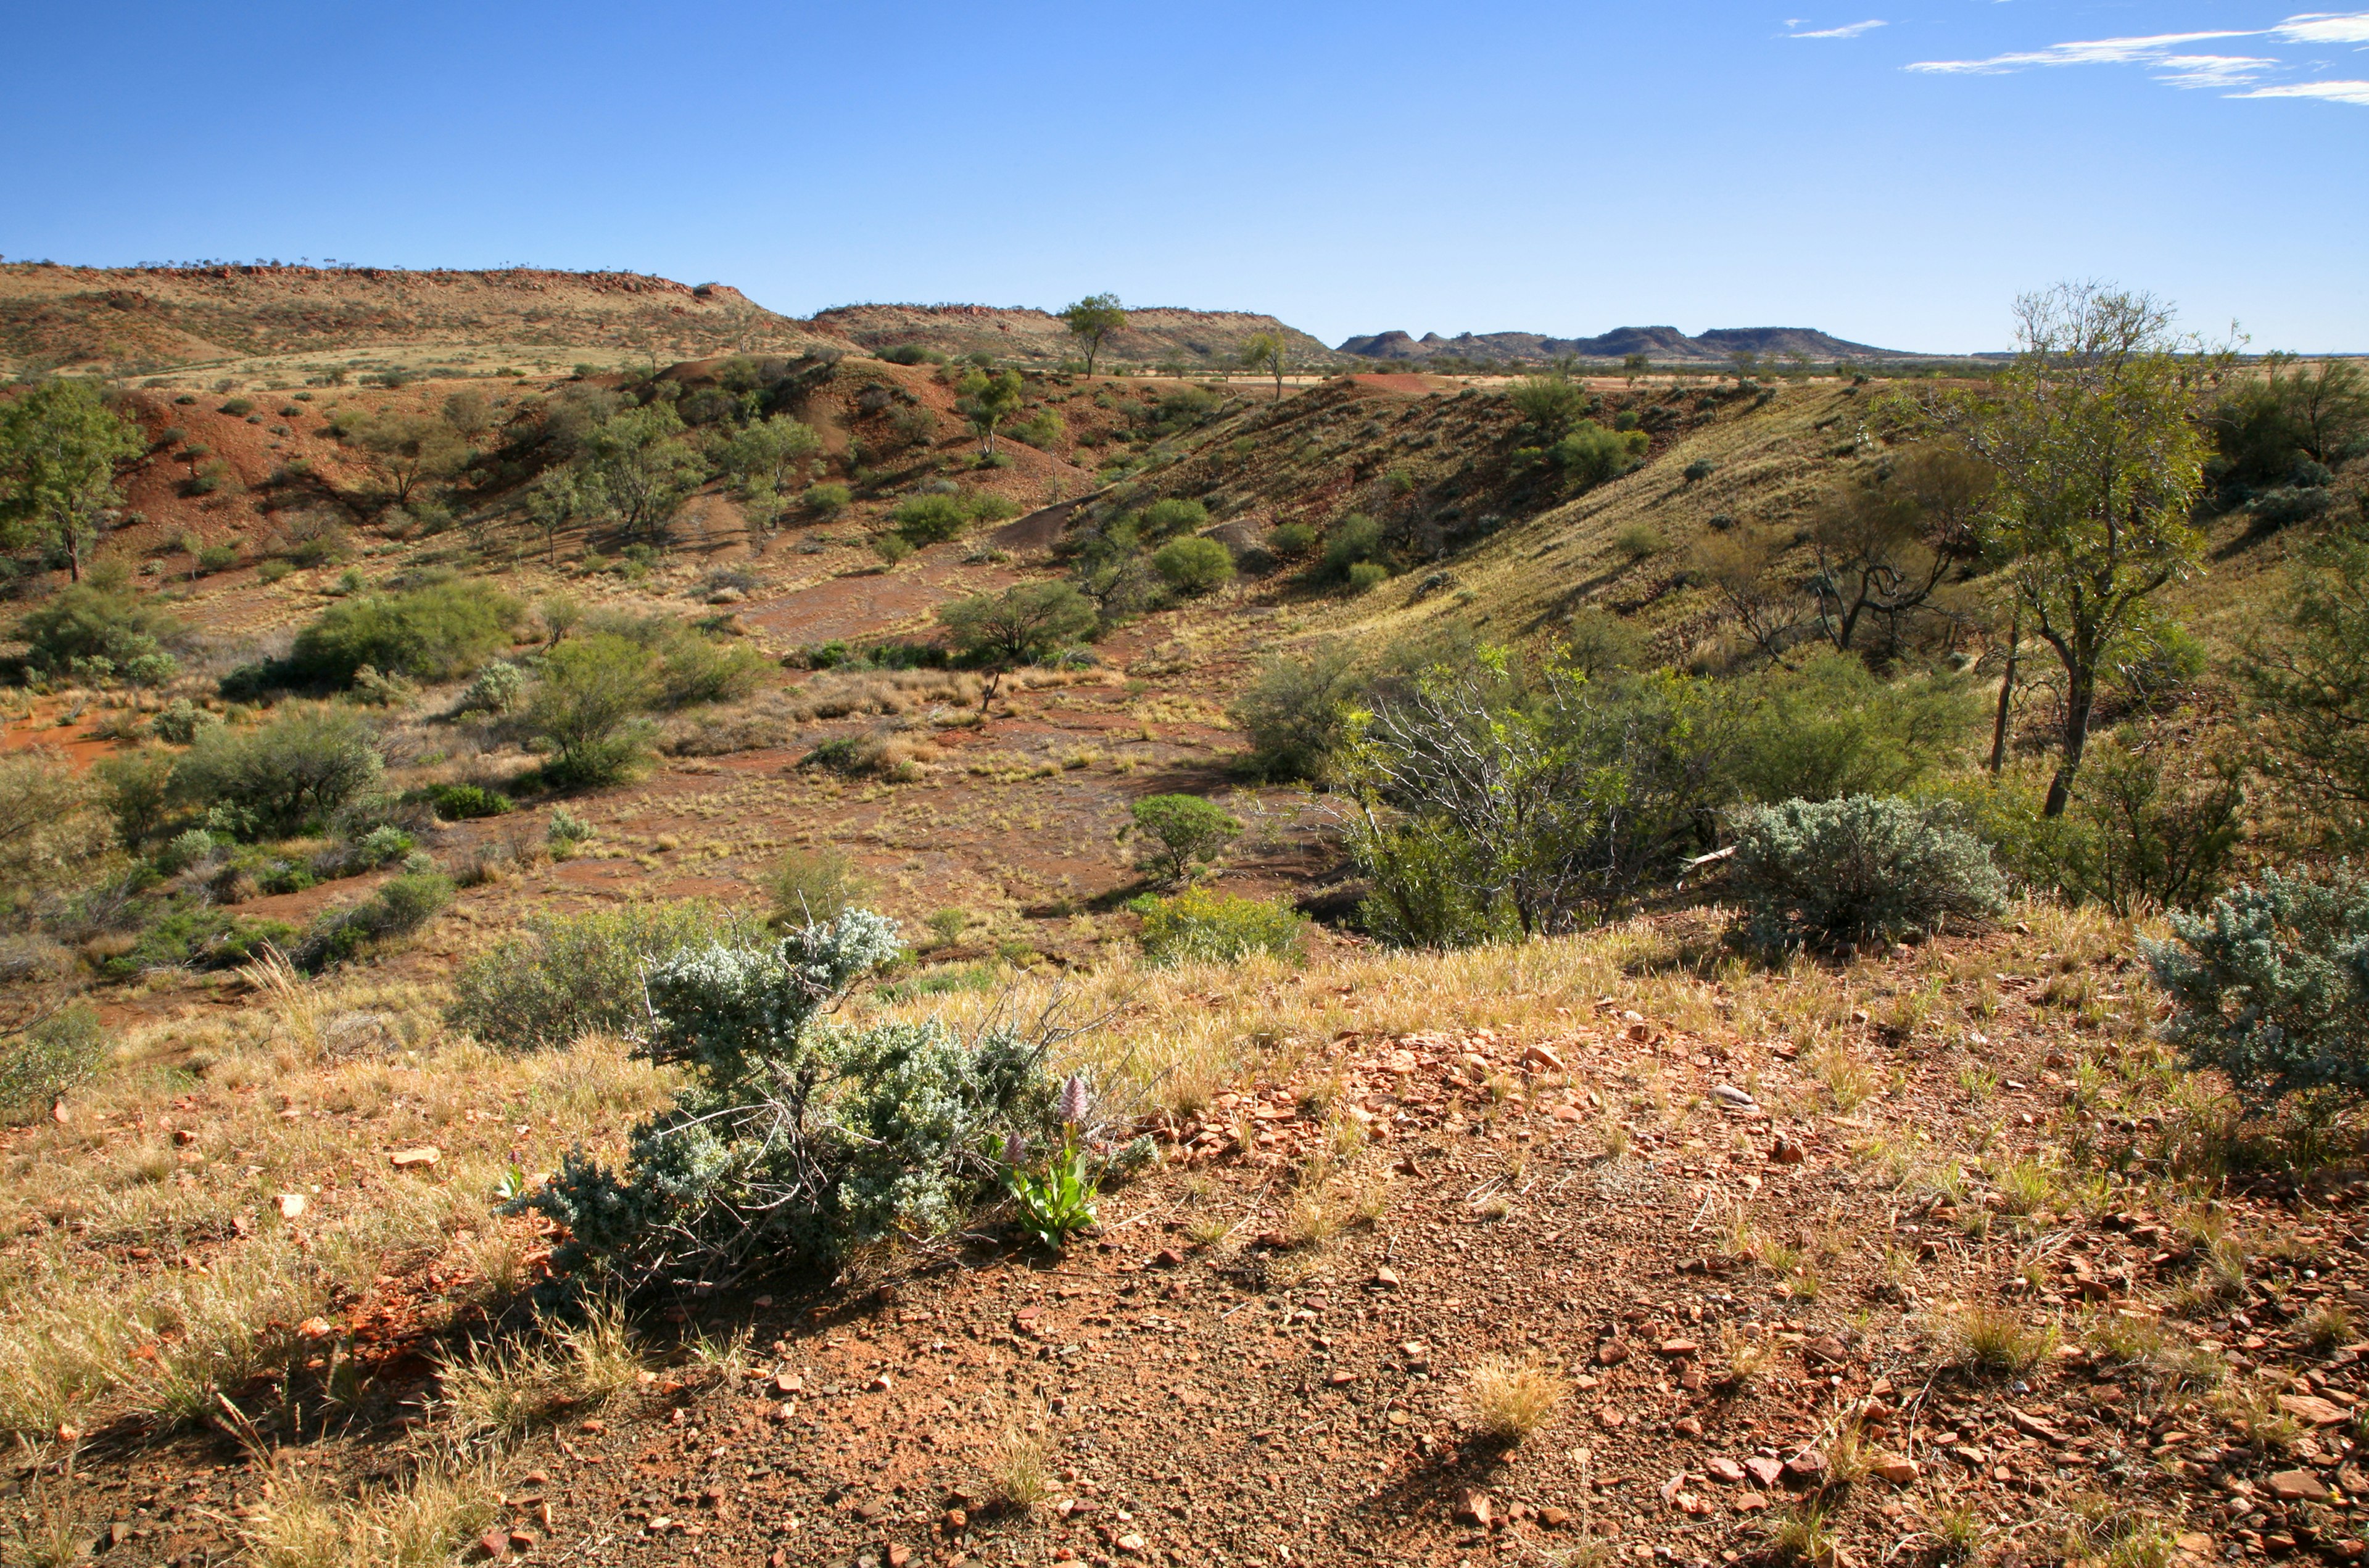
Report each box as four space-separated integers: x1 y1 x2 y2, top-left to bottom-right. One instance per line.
812 302 1338 368
1339 324 1914 365
0 263 843 376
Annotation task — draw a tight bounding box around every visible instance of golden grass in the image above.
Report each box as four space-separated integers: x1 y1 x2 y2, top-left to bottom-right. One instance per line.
437 1298 645 1446
1462 1355 1569 1443
242 1450 501 1568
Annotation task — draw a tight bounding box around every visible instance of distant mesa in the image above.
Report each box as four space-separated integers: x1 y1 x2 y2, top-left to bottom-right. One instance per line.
1337 324 1917 364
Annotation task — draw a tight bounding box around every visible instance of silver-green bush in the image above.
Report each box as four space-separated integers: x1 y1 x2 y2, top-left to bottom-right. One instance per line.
1730 795 2006 948
518 910 1062 1282
2143 865 2369 1109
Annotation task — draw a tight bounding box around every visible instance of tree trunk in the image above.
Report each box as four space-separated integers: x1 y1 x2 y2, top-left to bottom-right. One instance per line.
1988 608 2019 775
2043 661 2095 817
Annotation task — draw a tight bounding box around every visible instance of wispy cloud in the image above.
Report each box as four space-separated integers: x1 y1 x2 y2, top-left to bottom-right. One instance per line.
1908 30 2247 75
2153 54 2281 88
1790 19 1885 39
2234 76 2369 102
1904 10 2369 105
2272 12 2369 43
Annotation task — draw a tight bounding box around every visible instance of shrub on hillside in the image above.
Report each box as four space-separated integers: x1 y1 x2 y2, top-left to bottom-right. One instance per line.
1139 498 1209 538
1 1005 104 1123
526 633 658 787
1320 514 1383 581
893 493 971 545
171 708 384 838
1552 421 1648 486
449 899 765 1051
1228 641 1360 783
1268 521 1318 560
1729 795 2006 949
1344 561 1389 594
287 578 523 687
1151 536 1233 596
804 482 851 518
453 660 528 716
420 783 514 821
515 910 1067 1282
2143 865 2369 1109
1130 888 1306 967
1130 794 1240 883
653 628 768 708
14 586 182 675
293 869 453 972
1725 652 1976 804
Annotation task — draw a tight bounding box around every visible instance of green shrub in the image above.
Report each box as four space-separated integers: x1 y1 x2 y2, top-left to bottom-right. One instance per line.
1684 459 1716 483
872 532 914 567
1729 795 2006 949
121 651 178 688
101 907 294 979
1344 561 1389 594
1130 888 1305 967
287 579 523 686
449 899 763 1050
1 1005 105 1122
1354 814 1518 950
1321 513 1383 580
1228 641 1359 782
1725 653 1976 805
2061 737 2246 915
1551 421 1648 486
516 910 1071 1282
171 708 384 838
546 807 593 853
1139 498 1209 538
2143 865 2369 1109
218 398 253 416
256 559 294 584
14 586 181 674
1613 522 1663 560
420 783 513 820
879 345 944 366
893 493 971 546
1268 521 1318 559
294 870 453 972
526 634 657 787
653 629 767 708
769 846 876 925
194 543 241 574
1151 536 1234 595
93 746 176 844
804 482 851 518
1129 794 1240 882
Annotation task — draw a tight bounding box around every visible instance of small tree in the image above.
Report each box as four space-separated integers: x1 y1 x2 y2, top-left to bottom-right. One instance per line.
1929 283 2216 816
0 379 144 581
581 403 702 541
720 415 824 495
1240 332 1289 400
355 411 466 506
1130 794 1240 883
957 369 1027 456
2247 532 2369 843
1508 373 1589 439
1059 294 1128 377
1805 442 1990 660
1622 352 1650 385
1151 535 1233 595
0 752 114 920
527 633 659 786
938 582 1096 710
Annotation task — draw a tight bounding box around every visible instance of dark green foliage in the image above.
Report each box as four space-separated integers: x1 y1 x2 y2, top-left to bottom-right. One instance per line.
1227 640 1360 782
1344 561 1389 594
2144 865 2369 1108
100 907 296 980
517 911 1065 1283
527 633 658 787
1321 514 1383 580
879 345 945 366
1129 794 1240 882
288 579 523 687
893 493 971 545
1 1005 104 1122
294 870 453 972
2061 737 2247 915
1130 887 1306 967
1551 421 1648 485
171 708 384 838
1729 795 2007 949
14 586 181 674
938 582 1098 666
92 746 175 845
1151 536 1233 595
420 783 513 820
449 899 766 1052
2209 357 2369 492
1138 498 1208 538
2249 534 2369 842
804 482 851 517
1268 521 1318 559
1508 374 1590 439
1725 652 1977 804
218 398 254 417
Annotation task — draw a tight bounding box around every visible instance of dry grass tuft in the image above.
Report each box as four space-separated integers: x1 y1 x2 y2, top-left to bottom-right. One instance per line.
437 1298 645 1445
242 1451 500 1568
1462 1355 1568 1443
1951 1305 2054 1377
986 1429 1051 1514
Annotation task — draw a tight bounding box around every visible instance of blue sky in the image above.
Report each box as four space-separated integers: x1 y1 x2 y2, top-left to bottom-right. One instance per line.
2 2 2363 352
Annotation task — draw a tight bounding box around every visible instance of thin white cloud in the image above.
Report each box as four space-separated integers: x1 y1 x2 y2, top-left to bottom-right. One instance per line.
2272 12 2369 43
2234 76 2369 101
1790 19 1886 39
1909 30 2249 73
2154 53 2281 87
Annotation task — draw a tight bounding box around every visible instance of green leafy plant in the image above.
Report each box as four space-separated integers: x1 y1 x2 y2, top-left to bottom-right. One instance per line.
1129 794 1240 883
1151 536 1233 595
449 899 763 1052
1130 888 1306 966
1000 1132 1098 1251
